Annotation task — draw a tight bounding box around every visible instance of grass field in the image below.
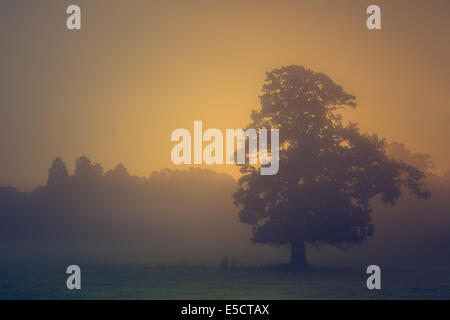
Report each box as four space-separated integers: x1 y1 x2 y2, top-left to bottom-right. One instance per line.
1 263 449 299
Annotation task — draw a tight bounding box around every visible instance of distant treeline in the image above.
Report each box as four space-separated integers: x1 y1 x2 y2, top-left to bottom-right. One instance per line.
311 143 450 267
1 144 450 267
0 156 264 264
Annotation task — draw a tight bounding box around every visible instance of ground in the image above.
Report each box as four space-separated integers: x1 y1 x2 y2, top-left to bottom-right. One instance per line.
1 263 449 299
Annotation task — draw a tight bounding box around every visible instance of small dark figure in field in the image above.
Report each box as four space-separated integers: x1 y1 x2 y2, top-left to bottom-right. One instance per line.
220 256 229 270
220 256 238 270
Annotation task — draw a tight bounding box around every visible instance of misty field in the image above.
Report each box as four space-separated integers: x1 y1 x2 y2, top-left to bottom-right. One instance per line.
1 263 449 300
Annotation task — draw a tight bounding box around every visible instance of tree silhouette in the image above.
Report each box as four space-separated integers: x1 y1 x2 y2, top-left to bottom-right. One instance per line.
46 157 69 189
233 65 430 268
74 156 103 181
105 163 129 179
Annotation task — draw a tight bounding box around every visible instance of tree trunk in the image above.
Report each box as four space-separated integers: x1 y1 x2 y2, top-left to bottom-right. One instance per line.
290 240 308 269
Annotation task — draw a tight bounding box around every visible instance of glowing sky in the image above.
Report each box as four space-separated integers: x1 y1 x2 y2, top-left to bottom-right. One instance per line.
1 0 449 190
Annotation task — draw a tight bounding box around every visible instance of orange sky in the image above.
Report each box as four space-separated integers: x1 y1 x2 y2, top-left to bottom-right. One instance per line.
1 0 449 190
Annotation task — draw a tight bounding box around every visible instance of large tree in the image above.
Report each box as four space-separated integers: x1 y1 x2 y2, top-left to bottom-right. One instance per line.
233 65 430 268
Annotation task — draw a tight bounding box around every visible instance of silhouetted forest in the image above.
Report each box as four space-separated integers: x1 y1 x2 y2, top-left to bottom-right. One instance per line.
0 157 263 264
0 146 449 267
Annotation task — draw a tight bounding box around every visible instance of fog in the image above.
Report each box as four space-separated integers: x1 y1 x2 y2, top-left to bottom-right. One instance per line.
1 146 449 268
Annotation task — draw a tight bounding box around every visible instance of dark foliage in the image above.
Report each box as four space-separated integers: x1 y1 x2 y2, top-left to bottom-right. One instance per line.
233 66 430 268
